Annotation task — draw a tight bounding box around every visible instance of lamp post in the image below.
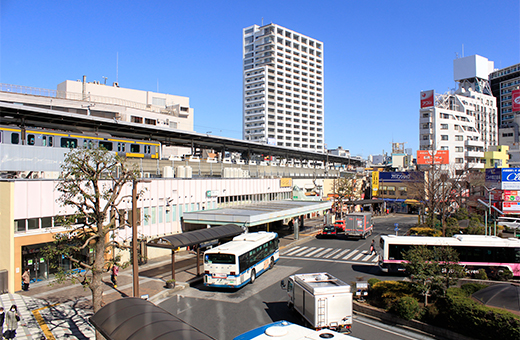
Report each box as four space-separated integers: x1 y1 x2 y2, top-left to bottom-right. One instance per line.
132 180 139 298
484 186 496 236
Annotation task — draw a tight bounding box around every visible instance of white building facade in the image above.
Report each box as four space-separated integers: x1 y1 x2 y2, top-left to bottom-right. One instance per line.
419 55 498 169
242 24 325 153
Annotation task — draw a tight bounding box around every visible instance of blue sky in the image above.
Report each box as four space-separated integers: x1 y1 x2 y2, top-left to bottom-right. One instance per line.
1 1 519 158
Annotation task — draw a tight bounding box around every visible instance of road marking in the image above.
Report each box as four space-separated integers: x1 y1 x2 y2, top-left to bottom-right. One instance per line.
314 248 334 257
294 247 316 256
283 246 306 256
351 252 365 261
342 250 359 259
322 248 341 258
304 247 325 257
282 246 307 255
32 303 60 340
332 249 350 259
355 318 420 340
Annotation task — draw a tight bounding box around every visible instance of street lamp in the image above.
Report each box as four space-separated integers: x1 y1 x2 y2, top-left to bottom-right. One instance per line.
484 186 496 236
132 179 151 298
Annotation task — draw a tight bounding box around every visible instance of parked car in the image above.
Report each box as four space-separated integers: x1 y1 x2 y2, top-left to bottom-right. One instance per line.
321 225 337 238
334 220 346 232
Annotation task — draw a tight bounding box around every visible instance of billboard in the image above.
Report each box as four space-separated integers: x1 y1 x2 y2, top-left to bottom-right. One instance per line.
513 89 520 111
420 90 434 108
378 171 422 182
485 168 520 190
372 171 379 196
417 150 449 165
280 178 292 188
503 201 520 213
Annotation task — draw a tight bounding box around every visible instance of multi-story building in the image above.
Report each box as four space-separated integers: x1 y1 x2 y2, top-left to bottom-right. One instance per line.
490 63 520 166
242 24 325 153
419 55 497 170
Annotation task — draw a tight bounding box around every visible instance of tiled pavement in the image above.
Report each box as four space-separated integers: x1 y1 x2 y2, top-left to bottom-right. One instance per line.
0 217 339 339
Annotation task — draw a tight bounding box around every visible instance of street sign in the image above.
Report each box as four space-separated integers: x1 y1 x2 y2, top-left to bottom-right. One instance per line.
394 223 399 235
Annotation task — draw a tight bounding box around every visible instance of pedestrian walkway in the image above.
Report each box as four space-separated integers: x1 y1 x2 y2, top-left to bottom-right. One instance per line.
280 245 379 263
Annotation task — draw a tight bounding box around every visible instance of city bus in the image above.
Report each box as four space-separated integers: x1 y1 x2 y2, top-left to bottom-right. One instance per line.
204 232 279 288
379 234 520 277
233 321 361 340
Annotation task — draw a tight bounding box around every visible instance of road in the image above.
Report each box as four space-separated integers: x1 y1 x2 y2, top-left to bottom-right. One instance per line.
159 214 434 340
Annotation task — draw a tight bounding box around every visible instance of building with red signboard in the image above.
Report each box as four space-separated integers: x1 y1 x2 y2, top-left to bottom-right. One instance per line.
419 55 497 170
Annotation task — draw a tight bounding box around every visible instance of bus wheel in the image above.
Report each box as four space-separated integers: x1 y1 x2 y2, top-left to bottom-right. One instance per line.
269 257 275 269
250 269 256 284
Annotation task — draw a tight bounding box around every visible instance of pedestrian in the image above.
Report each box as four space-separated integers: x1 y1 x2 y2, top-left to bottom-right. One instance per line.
21 268 30 291
111 264 119 288
0 306 5 339
369 240 376 255
4 305 20 339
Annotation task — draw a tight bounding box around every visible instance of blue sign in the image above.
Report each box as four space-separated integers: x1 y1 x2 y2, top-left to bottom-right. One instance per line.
379 172 422 183
485 168 520 190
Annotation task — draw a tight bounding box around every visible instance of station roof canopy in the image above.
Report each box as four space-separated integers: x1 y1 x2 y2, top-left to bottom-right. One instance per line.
345 199 385 205
147 224 244 250
182 200 332 227
89 297 215 340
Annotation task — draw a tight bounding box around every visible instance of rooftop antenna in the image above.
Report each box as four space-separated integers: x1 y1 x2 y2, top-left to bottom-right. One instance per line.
462 44 464 58
261 17 264 26
116 52 119 84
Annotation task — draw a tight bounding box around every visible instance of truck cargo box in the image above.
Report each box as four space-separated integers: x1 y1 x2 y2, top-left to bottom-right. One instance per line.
344 212 373 239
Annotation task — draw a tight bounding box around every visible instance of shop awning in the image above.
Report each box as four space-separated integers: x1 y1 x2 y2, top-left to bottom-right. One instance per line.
89 297 215 340
404 199 422 205
147 224 244 250
344 199 385 205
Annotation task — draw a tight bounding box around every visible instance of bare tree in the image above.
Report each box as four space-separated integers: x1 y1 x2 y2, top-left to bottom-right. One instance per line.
43 148 139 324
332 176 357 218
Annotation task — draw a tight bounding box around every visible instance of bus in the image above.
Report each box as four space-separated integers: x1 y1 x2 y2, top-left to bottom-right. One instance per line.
379 234 520 277
204 232 279 288
233 321 361 340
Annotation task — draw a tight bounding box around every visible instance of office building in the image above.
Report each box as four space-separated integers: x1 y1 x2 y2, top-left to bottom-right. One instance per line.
419 55 497 169
490 63 520 166
242 24 324 152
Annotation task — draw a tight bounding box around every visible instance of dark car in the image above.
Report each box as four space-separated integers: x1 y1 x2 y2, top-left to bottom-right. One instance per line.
321 225 337 238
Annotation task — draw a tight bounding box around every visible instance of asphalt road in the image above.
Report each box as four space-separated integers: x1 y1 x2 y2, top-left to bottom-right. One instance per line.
159 214 435 340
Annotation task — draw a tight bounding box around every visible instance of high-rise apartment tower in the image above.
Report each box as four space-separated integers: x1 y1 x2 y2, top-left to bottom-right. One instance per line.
242 24 325 153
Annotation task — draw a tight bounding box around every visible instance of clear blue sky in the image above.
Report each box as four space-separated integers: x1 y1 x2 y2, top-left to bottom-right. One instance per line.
1 1 519 158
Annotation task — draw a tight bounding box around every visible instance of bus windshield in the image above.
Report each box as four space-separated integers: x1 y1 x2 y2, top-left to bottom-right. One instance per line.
205 253 236 264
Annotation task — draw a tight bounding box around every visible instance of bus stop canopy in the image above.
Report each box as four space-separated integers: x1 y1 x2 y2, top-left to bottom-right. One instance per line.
89 297 215 340
182 200 331 227
147 224 244 250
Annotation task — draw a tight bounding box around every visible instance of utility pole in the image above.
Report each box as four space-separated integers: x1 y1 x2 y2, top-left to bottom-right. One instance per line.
132 180 139 298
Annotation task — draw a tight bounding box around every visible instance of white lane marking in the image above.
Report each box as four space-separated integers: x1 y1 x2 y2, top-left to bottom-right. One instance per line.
323 248 341 258
305 247 325 257
342 250 359 260
283 246 306 256
332 249 350 259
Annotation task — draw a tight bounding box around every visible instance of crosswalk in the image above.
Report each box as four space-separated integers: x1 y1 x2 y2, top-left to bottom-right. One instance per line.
280 246 379 263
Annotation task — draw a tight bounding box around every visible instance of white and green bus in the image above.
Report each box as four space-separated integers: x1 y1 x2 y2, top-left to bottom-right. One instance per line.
204 232 279 288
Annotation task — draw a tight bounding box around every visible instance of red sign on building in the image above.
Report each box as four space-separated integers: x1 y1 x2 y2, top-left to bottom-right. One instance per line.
420 90 434 108
513 89 520 111
417 150 449 165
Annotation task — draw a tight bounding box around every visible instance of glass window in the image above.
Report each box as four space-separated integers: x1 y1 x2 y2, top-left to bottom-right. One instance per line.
99 141 113 151
41 217 52 229
165 206 171 223
28 134 35 145
143 207 149 226
15 219 26 232
172 205 177 221
151 207 157 224
130 144 140 153
60 138 78 148
158 206 164 223
27 218 39 230
11 133 19 144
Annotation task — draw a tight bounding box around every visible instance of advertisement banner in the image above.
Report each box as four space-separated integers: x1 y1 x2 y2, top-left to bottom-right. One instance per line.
378 172 422 182
420 90 434 108
417 150 449 165
280 178 292 188
504 190 520 202
372 171 379 196
501 168 520 190
503 201 520 213
513 89 520 111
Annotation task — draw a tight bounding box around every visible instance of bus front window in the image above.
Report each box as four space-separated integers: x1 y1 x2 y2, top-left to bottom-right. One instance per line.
205 253 236 264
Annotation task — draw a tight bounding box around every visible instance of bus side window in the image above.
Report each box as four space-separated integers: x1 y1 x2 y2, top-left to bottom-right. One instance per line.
28 134 35 145
11 133 19 144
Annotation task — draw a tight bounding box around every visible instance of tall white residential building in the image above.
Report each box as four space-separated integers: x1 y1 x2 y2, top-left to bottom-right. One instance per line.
419 55 498 170
242 24 325 153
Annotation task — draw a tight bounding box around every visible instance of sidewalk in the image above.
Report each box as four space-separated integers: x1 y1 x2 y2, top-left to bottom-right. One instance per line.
0 218 326 339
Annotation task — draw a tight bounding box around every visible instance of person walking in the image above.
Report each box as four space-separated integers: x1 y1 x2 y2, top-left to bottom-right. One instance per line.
21 268 30 291
369 240 376 255
4 305 20 339
0 306 5 339
111 264 119 288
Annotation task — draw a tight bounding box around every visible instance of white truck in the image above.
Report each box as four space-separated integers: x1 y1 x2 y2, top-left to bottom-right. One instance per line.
282 273 353 334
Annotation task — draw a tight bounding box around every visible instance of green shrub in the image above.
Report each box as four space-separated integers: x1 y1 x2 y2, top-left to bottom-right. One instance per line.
420 304 439 323
367 278 381 288
460 283 488 296
369 281 414 309
390 296 422 320
473 269 488 280
407 227 441 236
